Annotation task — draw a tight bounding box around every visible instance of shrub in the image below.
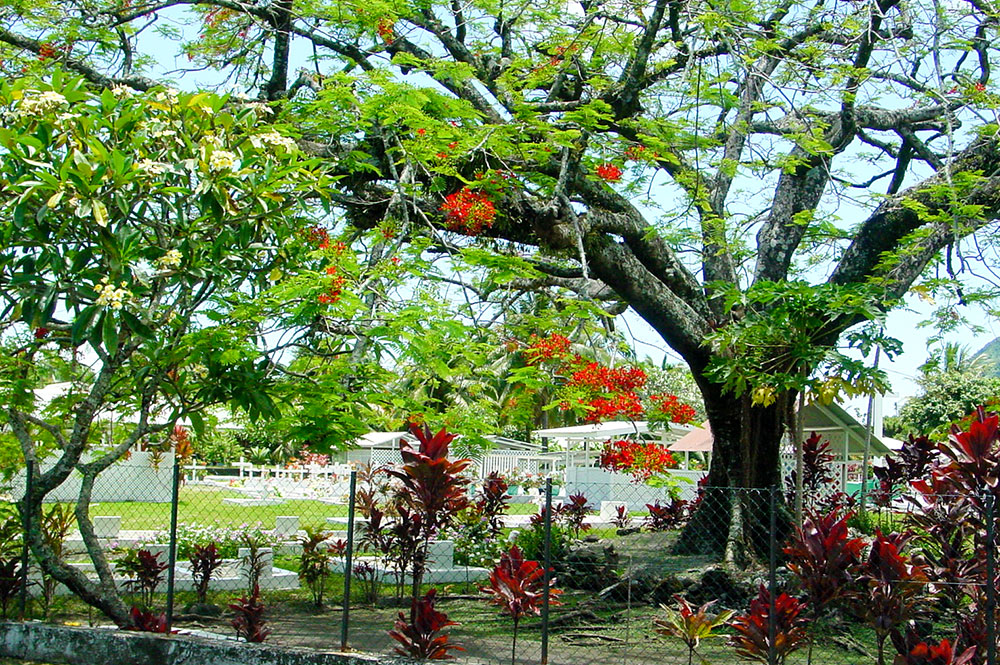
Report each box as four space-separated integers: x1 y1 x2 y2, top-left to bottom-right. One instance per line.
562 493 593 538
189 543 223 605
388 588 463 660
645 498 688 531
654 595 733 665
482 545 562 665
298 527 333 607
230 584 270 643
729 586 809 665
115 548 167 610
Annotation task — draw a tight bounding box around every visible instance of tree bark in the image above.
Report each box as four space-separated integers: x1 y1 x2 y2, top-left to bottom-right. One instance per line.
673 379 791 558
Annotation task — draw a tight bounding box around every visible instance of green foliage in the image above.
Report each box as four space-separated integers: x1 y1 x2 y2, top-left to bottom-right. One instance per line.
892 370 1000 439
704 281 899 406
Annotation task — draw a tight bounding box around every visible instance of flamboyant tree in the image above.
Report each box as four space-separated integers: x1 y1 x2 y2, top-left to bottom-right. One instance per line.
2 0 1000 554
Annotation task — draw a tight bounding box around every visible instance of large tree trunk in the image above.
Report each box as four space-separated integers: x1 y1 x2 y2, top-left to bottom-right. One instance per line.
672 379 791 560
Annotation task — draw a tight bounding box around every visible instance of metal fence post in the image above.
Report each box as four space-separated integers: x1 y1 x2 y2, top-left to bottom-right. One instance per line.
19 460 34 619
340 470 357 652
768 486 778 665
541 477 553 665
165 456 182 631
986 493 996 665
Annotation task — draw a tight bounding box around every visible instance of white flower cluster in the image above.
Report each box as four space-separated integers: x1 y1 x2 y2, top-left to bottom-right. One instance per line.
94 277 132 310
208 149 239 173
251 131 298 152
15 90 68 117
156 249 183 270
135 159 170 176
111 85 137 99
153 87 180 105
200 133 225 148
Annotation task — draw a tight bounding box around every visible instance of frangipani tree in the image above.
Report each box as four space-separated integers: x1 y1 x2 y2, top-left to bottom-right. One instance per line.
0 72 324 625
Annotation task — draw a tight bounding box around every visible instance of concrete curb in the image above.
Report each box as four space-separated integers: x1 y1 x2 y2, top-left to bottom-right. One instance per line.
0 622 385 665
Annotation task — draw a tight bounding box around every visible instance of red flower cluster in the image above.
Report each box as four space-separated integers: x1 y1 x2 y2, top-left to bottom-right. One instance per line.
305 225 330 249
441 187 496 234
598 439 678 481
318 266 347 304
649 394 698 424
376 17 395 43
975 82 987 92
571 363 647 392
624 145 646 161
585 392 644 422
595 163 623 182
524 333 572 364
34 327 49 339
38 43 57 60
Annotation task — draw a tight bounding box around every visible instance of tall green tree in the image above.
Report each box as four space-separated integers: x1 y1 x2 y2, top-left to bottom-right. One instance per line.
0 73 324 625
2 0 1000 554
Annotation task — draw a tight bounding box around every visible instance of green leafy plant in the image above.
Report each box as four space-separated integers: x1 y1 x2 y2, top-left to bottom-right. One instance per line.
654 595 734 665
298 527 333 607
39 504 75 616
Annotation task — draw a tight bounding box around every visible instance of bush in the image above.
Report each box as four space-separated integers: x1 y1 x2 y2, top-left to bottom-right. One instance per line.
515 522 572 566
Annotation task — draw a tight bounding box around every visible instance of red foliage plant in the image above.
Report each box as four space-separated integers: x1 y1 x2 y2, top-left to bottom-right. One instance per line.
386 423 471 609
783 509 865 615
388 423 471 536
857 531 930 665
189 542 223 605
645 498 689 531
125 606 172 633
389 588 464 660
230 584 270 643
482 546 562 665
892 632 976 665
562 493 593 538
612 504 631 529
476 472 510 537
729 586 809 665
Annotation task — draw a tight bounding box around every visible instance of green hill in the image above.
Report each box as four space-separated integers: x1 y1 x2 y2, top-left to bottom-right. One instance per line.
972 338 1000 377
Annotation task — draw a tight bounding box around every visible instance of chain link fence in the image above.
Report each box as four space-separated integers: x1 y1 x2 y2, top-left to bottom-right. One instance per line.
3 457 999 665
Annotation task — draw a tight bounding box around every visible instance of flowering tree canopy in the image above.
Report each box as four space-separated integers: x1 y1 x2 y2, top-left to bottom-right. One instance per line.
0 73 323 626
2 0 1000 556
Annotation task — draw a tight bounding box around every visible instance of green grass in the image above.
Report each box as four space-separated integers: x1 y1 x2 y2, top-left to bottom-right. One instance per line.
27 485 542 532
85 486 350 532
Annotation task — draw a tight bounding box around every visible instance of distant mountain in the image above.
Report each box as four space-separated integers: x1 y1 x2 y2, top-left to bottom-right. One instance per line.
972 338 1000 377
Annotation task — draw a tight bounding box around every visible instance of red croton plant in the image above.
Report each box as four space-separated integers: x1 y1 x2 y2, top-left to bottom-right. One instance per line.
386 423 471 604
389 588 464 660
482 545 562 665
729 586 809 665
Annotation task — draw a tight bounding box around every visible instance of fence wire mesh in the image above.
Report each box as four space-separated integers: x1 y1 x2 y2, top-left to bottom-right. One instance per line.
4 456 1000 665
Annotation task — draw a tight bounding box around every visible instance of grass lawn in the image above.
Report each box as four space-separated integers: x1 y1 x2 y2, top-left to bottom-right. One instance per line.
27 485 542 532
